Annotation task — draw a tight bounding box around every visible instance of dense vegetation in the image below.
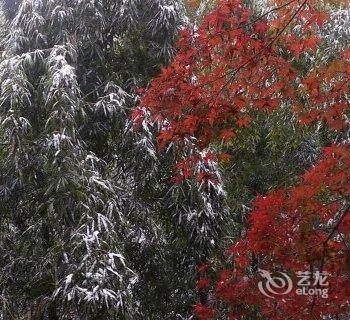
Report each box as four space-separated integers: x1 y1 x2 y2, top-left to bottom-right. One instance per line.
0 0 349 319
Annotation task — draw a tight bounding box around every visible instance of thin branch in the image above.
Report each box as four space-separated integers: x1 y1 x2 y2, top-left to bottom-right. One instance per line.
252 0 298 24
208 0 308 105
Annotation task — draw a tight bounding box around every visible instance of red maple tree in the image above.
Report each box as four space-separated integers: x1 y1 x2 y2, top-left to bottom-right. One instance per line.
139 0 349 148
137 0 350 318
210 144 350 319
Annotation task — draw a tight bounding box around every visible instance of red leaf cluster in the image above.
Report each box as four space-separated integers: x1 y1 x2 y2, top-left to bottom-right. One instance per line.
213 145 350 319
140 0 349 155
137 1 350 318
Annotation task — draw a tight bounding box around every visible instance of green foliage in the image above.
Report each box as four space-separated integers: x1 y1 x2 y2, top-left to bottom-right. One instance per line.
0 1 227 319
0 1 348 319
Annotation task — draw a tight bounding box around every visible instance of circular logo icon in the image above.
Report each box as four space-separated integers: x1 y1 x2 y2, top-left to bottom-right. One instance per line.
258 269 293 298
